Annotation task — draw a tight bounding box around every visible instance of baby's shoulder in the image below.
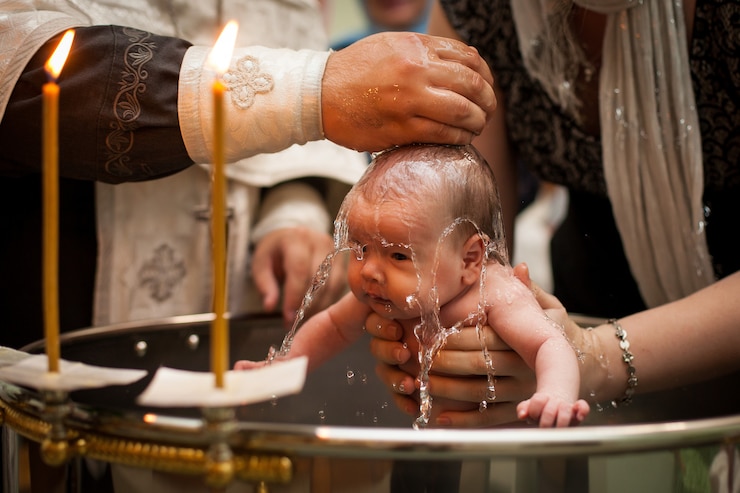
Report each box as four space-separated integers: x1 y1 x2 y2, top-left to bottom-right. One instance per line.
440 289 485 328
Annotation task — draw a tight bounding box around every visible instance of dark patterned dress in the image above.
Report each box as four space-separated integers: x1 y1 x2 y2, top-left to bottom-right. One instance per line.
441 0 740 317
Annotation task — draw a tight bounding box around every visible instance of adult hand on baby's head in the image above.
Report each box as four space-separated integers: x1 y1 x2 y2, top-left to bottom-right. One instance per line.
322 32 496 152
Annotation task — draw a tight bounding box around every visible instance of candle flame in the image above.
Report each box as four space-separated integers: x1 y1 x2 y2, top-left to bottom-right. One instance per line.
206 20 239 75
45 30 75 80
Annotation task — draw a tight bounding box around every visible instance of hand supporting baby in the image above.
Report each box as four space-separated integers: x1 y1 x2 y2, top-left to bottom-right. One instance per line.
369 262 590 428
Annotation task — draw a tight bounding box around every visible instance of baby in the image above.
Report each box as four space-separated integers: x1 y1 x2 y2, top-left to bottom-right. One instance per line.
235 144 589 427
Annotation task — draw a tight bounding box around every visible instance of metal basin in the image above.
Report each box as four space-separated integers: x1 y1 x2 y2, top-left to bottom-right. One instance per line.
2 314 739 492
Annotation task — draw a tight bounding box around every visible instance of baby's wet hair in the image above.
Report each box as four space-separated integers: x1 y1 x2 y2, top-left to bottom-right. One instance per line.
350 144 505 250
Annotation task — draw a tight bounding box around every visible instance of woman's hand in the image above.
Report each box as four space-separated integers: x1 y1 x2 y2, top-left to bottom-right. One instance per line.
367 311 536 428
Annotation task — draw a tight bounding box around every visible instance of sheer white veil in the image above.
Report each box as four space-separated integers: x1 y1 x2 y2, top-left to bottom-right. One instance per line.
511 0 714 307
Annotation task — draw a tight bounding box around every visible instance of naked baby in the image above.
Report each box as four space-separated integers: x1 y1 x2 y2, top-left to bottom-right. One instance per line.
235 144 590 428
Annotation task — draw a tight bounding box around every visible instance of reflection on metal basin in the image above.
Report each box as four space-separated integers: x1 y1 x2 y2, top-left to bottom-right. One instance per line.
2 314 738 492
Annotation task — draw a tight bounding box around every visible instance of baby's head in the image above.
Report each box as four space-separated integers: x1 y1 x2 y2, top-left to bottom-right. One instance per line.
335 144 507 318
337 144 505 255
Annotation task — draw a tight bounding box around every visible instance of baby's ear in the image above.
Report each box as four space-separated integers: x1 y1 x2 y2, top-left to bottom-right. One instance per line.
461 234 485 284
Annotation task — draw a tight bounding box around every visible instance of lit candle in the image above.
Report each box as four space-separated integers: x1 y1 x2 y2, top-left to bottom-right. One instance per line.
206 21 238 388
43 30 75 374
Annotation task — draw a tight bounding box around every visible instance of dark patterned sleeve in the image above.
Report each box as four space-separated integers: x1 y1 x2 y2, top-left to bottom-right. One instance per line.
0 25 194 184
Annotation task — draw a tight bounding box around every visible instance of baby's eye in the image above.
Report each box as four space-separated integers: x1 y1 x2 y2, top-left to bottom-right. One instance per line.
348 240 366 260
391 252 410 261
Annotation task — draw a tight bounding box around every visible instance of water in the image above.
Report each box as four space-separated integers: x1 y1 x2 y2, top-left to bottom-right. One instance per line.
267 250 344 362
267 210 507 429
412 218 502 429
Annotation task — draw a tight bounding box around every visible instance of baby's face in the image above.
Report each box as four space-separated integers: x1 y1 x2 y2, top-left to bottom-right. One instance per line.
343 197 463 320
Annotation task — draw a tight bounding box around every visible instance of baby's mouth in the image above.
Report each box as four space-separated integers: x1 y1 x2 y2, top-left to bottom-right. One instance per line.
365 291 390 305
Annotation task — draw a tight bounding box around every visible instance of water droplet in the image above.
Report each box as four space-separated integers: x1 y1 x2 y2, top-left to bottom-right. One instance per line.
346 370 355 385
134 340 147 357
479 401 488 412
486 385 496 402
186 334 199 350
318 410 326 422
266 345 277 364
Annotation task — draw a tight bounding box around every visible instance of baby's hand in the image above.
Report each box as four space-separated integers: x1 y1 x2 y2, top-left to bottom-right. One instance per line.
516 392 590 427
233 359 265 371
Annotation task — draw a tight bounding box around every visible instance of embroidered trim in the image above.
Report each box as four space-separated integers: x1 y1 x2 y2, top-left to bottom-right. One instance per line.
138 244 187 302
104 27 155 177
223 56 274 109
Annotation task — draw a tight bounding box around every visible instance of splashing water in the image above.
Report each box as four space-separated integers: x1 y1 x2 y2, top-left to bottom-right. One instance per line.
264 201 359 364
412 217 503 429
267 250 343 362
413 316 463 429
264 187 508 429
265 201 356 363
477 255 499 408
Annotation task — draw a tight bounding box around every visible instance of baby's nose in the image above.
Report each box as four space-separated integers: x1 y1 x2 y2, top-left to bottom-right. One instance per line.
360 256 384 283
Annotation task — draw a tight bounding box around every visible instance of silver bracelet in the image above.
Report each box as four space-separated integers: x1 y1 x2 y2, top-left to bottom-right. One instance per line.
608 318 637 407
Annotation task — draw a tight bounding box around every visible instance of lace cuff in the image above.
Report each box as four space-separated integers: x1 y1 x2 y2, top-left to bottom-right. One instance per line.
179 45 328 164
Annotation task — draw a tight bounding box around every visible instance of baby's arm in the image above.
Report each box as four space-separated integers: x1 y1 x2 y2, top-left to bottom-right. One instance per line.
234 292 372 372
285 292 372 371
485 262 589 427
514 331 590 427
